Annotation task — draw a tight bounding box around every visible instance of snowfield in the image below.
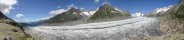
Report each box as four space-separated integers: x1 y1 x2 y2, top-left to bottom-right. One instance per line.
25 17 161 40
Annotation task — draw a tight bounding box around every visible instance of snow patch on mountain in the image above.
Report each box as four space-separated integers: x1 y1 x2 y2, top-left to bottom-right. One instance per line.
114 8 121 11
82 11 96 16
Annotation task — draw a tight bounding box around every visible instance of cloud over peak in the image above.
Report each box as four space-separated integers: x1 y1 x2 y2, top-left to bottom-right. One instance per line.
49 9 67 15
67 4 78 9
49 4 80 15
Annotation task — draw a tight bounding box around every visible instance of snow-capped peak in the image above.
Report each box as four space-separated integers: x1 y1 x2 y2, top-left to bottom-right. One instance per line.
82 11 96 16
154 5 173 13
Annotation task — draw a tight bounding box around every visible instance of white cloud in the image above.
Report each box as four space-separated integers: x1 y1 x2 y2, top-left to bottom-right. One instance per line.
67 4 78 9
0 0 17 14
94 0 100 3
132 13 143 17
49 4 80 15
16 13 24 18
154 5 173 13
40 16 54 20
49 9 67 15
15 13 31 22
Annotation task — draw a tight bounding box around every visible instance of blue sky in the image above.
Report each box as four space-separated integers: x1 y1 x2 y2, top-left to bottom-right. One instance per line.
6 0 180 22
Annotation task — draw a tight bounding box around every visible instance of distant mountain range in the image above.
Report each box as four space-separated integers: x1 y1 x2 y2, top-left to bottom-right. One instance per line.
42 3 131 24
144 5 174 17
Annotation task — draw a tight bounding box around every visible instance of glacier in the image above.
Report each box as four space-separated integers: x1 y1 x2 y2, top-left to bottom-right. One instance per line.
25 17 161 40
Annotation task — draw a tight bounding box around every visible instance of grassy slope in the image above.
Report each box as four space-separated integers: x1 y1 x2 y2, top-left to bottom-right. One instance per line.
0 23 33 40
0 11 33 40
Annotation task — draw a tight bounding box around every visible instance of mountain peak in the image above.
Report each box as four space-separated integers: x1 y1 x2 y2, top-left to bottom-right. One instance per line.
67 7 80 12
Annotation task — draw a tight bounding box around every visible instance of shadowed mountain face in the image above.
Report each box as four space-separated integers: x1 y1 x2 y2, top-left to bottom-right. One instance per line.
160 0 184 34
44 8 83 23
88 3 131 21
0 12 9 19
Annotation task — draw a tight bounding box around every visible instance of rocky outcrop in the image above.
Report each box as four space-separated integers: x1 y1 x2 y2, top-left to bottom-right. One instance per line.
160 0 184 34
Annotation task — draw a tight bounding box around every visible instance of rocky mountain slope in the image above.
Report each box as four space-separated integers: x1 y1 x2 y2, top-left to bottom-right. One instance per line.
88 3 131 22
160 0 184 34
0 11 32 40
